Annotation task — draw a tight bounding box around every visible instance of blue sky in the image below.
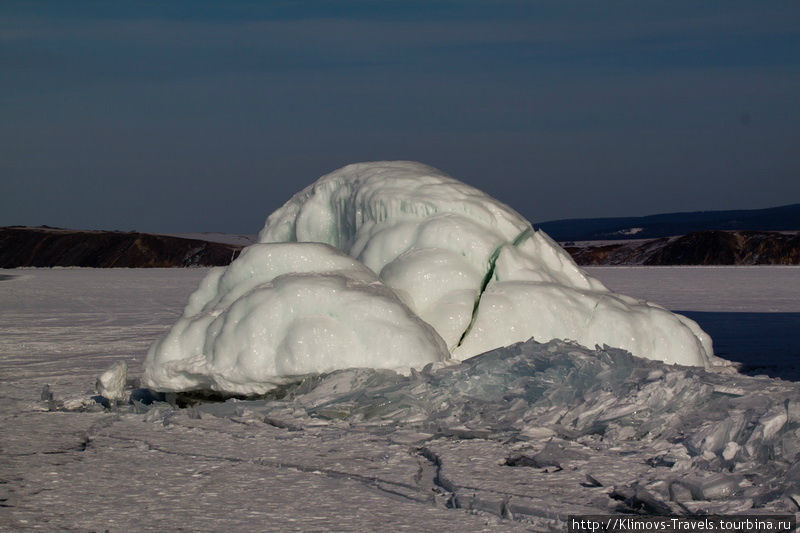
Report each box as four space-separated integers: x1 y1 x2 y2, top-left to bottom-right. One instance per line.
2 1 799 233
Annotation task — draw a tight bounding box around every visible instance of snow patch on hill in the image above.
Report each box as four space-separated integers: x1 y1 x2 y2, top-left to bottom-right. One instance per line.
164 232 257 247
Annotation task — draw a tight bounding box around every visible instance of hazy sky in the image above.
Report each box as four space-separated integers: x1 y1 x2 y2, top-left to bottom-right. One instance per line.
2 1 799 233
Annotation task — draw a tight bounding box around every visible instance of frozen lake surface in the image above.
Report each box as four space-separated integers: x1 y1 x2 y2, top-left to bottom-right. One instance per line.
585 266 800 313
1 267 799 531
586 267 800 379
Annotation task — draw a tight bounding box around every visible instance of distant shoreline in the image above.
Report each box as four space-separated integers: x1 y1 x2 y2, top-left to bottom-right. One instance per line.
2 226 798 267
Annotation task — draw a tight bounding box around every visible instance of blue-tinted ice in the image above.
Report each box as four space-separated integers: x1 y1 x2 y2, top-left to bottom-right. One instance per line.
193 338 800 516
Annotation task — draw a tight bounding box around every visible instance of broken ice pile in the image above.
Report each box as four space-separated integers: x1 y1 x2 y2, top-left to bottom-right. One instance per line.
259 338 800 511
144 161 719 395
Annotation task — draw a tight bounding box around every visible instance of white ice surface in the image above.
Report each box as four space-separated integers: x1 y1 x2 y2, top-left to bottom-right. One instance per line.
143 243 448 394
1 267 799 532
145 162 714 394
587 266 800 312
258 162 712 366
96 360 127 402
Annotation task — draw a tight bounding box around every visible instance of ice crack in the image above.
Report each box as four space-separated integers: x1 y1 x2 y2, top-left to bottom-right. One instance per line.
101 431 432 505
456 227 533 348
415 446 458 508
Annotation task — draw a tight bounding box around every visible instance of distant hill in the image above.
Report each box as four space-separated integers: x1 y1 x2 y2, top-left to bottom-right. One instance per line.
535 203 800 241
0 226 243 268
2 224 798 268
565 230 800 266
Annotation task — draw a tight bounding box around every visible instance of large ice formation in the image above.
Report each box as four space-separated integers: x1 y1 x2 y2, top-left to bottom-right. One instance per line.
144 243 448 394
144 161 714 394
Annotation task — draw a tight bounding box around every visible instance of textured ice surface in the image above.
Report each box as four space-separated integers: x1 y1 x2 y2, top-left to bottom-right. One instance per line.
237 338 800 518
146 161 713 394
257 338 784 446
144 243 448 394
259 161 712 363
2 268 799 532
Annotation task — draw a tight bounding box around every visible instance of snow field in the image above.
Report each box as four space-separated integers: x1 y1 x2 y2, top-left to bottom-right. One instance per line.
1 267 799 531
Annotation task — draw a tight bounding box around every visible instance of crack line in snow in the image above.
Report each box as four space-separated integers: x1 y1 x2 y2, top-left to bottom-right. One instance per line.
414 445 569 524
455 243 501 348
511 227 533 248
101 423 570 523
99 433 432 505
456 227 533 348
415 446 457 506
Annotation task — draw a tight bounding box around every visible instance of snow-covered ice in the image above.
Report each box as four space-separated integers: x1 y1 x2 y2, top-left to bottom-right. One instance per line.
0 163 795 530
586 266 800 313
144 242 448 395
1 267 799 531
146 162 715 395
96 360 127 402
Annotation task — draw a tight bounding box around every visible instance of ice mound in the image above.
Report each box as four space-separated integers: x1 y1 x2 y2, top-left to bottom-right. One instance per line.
145 161 714 394
143 243 448 394
259 161 712 364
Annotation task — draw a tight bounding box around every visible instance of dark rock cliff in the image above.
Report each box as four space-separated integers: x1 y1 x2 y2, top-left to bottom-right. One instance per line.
3 227 798 268
645 231 800 265
0 227 242 268
565 230 800 266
